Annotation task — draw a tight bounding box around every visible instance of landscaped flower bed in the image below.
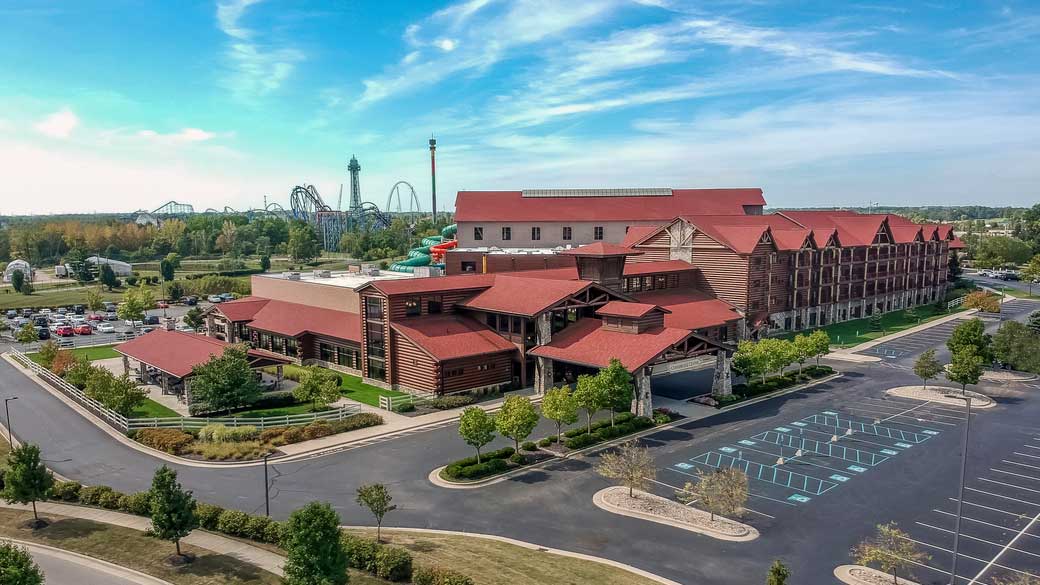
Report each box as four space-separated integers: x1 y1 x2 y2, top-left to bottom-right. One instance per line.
556 411 668 450
700 365 836 408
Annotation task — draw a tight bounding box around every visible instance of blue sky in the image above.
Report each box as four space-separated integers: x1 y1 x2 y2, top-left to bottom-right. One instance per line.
1 0 1038 214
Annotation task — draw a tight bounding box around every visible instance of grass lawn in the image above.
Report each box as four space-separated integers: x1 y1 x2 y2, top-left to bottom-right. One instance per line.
783 304 953 348
27 344 121 365
233 400 320 418
0 509 281 585
272 364 407 408
131 399 181 418
351 528 663 585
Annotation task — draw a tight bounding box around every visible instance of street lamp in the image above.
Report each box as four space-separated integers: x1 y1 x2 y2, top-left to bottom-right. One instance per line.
949 394 972 585
263 454 271 517
4 396 18 445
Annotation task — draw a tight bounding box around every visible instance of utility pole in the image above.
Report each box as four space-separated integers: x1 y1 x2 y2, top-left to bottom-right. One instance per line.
429 137 437 225
263 454 271 517
4 396 18 445
949 395 972 584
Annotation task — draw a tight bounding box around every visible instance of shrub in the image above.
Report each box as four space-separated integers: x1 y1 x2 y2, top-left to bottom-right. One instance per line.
135 428 194 454
283 426 305 443
428 395 474 410
260 427 287 443
186 440 269 461
329 413 383 433
195 502 224 530
653 412 671 425
245 514 274 541
49 481 82 502
118 491 153 515
443 447 515 479
413 566 475 585
537 437 552 447
199 424 259 443
565 433 599 450
509 452 527 465
522 441 538 451
302 420 333 440
79 485 115 506
392 402 415 413
375 546 413 581
98 488 125 509
449 458 509 481
343 534 380 572
263 520 285 545
216 509 251 537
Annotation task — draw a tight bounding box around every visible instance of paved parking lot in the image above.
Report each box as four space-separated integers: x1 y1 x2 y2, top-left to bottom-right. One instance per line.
859 317 971 359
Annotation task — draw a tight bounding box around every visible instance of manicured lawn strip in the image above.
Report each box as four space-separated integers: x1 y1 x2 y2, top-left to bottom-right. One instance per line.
233 400 320 418
354 528 663 585
275 364 408 407
0 509 281 585
721 365 836 408
783 304 952 348
130 399 181 419
27 344 121 364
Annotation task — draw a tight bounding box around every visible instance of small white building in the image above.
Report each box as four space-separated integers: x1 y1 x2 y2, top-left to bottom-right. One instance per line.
3 259 32 283
87 256 132 276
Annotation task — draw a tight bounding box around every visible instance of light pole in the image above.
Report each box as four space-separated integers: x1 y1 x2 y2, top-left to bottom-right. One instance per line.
4 396 18 445
263 454 271 517
949 394 972 585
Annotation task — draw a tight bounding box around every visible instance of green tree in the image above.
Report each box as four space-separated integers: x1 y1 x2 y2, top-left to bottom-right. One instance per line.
810 329 832 365
15 322 37 345
991 321 1038 371
541 386 578 445
183 307 205 330
596 440 655 497
947 318 992 364
458 406 496 464
99 263 118 290
573 374 608 433
259 254 271 272
852 522 930 584
188 346 261 414
10 269 24 293
356 483 397 543
288 222 320 262
85 286 104 313
974 235 1032 268
913 349 942 391
758 338 797 377
677 468 748 521
733 340 768 383
868 312 884 332
948 250 963 279
149 465 198 560
35 341 60 368
767 560 790 585
282 502 349 585
598 358 632 426
494 395 539 455
792 334 814 375
2 444 54 525
85 369 147 416
1028 310 1040 335
0 542 44 585
19 281 33 296
946 347 984 395
1022 254 1040 295
159 258 176 282
117 286 148 330
292 366 342 411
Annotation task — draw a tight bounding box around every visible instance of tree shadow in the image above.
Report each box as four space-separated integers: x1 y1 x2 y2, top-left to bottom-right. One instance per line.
24 518 106 542
177 553 271 581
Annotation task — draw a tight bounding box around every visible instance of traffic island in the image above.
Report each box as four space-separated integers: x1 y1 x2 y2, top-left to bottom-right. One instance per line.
980 369 1038 383
885 385 995 409
592 487 758 542
834 564 920 585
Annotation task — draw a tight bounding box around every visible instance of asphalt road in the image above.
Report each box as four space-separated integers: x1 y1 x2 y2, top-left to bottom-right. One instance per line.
966 272 1038 296
23 542 162 585
3 301 1040 584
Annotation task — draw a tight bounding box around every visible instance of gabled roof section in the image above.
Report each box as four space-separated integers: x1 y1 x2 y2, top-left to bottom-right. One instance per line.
454 188 765 222
694 223 775 254
621 225 663 247
528 318 694 372
457 276 596 317
357 273 496 296
890 225 924 244
115 329 288 378
213 297 270 322
772 229 816 251
390 315 516 361
633 289 742 331
621 259 696 276
596 301 670 318
247 300 361 342
949 236 966 250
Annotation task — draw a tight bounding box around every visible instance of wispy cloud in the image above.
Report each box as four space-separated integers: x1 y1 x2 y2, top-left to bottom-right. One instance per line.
33 108 79 139
136 128 219 144
216 0 304 100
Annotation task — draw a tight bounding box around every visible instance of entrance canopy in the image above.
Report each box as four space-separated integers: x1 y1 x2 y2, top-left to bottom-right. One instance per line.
115 329 288 379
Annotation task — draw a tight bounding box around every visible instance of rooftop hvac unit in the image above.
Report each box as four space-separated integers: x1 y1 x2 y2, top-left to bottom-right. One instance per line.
360 263 380 276
313 270 331 278
412 266 443 278
283 271 301 281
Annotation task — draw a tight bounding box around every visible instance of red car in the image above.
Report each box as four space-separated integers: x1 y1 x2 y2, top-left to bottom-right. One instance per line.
74 324 93 335
55 325 74 337
87 313 103 321
157 301 169 309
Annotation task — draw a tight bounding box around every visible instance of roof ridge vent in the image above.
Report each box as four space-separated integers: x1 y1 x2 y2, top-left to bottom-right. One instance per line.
521 188 671 198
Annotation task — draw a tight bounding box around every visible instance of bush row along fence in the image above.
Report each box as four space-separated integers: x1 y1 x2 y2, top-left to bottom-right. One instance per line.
946 295 967 309
8 348 361 433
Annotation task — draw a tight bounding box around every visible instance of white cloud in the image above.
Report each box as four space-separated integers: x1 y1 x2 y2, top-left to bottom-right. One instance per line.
434 38 458 52
33 108 80 139
215 0 304 99
136 127 218 144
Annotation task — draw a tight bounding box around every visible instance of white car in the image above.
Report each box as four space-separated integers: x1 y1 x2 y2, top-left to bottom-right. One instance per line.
96 323 115 333
40 308 51 316
124 319 143 327
175 323 195 332
69 315 86 324
206 295 224 303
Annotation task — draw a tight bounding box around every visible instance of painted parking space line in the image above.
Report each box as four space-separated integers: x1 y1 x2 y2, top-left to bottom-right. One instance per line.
1001 460 1040 472
832 407 953 433
794 425 911 451
689 451 838 496
723 443 842 473
947 498 1036 521
849 396 971 418
992 468 1040 482
967 510 1040 585
749 430 890 466
801 413 938 442
844 406 960 427
966 487 1040 508
934 509 1040 538
663 466 798 507
648 473 776 518
979 477 1040 496
915 521 1040 559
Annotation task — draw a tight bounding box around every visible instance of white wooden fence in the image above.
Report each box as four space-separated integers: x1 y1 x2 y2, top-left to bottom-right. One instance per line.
8 349 361 433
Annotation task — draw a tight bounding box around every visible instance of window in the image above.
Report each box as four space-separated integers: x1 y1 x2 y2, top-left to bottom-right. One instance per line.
460 261 476 273
496 315 510 333
511 316 521 334
531 226 541 241
487 313 497 330
428 298 442 314
365 296 383 320
562 226 572 241
654 275 668 289
405 297 420 317
445 367 464 378
367 357 386 381
320 343 334 362
284 336 297 356
473 226 483 241
475 363 490 371
502 226 512 241
594 226 604 240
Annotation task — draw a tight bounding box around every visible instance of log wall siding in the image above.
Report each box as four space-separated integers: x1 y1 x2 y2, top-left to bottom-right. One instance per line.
390 329 440 392
746 241 775 314
441 352 514 394
629 229 673 263
689 247 750 308
601 312 665 333
386 289 484 320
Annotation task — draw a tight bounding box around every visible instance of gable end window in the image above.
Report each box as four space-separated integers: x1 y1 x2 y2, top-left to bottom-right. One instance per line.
531 226 541 241
562 226 572 241
473 226 483 241
502 226 512 241
594 226 604 240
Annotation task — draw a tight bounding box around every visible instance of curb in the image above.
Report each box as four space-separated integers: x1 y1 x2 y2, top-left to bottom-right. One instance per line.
885 386 995 409
1 537 173 585
340 524 683 585
592 487 759 542
834 564 920 585
715 372 843 413
846 308 976 354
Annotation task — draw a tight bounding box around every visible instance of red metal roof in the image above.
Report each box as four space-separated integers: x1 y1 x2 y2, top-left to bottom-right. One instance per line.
771 229 815 251
454 188 765 222
621 259 696 275
115 329 286 378
559 242 642 257
694 223 771 254
596 301 669 318
949 236 966 249
633 289 742 330
390 315 516 361
890 225 923 244
359 273 496 296
457 275 593 316
529 318 692 372
213 297 271 321
246 299 361 342
621 225 663 247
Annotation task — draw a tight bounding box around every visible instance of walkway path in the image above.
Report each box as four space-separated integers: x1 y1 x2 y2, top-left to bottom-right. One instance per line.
0 501 285 576
4 538 172 585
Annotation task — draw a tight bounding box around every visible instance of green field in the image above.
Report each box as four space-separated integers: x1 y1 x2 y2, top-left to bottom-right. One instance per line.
269 364 407 407
130 399 181 418
783 304 951 348
27 344 121 364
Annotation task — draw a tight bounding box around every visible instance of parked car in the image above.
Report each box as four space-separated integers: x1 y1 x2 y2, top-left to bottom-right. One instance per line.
69 315 87 324
5 310 16 320
14 317 29 327
183 296 198 306
87 313 103 321
157 300 169 309
22 308 33 317
124 319 143 327
39 308 51 316
997 272 1020 281
206 295 224 303
105 311 118 321
73 304 85 314
73 323 93 335
103 302 117 311
175 323 195 332
35 326 50 340
34 316 48 327
96 322 115 334
55 325 74 337
140 326 156 334
56 307 68 315
219 292 235 301
143 315 160 325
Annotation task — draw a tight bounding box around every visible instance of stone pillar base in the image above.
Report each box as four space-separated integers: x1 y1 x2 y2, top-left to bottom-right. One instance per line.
534 357 553 396
711 350 733 396
631 367 653 417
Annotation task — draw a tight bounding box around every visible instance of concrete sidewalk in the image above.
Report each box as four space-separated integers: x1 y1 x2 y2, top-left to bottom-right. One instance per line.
0 501 285 576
